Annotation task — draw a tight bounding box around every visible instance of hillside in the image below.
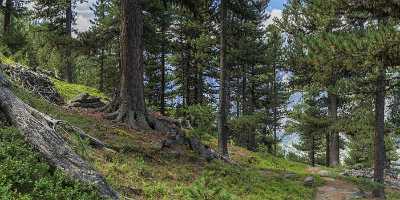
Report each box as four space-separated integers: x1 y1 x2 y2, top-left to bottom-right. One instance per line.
0 68 398 199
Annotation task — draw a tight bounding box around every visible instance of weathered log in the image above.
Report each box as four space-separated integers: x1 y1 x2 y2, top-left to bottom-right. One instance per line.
1 64 64 105
0 80 118 199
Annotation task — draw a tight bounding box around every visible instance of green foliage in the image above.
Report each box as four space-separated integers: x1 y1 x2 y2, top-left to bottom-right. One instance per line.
286 94 329 166
229 114 262 150
52 78 108 101
177 104 216 141
0 127 101 199
183 162 314 200
184 176 236 200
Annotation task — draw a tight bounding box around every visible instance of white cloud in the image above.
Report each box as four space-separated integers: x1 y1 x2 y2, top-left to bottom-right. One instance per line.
75 1 96 32
264 9 282 26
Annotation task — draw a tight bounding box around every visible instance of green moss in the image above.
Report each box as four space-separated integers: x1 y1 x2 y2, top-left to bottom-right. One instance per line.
0 54 16 65
0 127 101 199
52 78 108 102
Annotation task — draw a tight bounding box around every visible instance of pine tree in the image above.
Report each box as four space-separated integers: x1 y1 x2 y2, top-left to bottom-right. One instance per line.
287 93 329 167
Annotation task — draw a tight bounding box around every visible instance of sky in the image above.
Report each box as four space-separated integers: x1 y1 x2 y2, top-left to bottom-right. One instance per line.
75 0 287 32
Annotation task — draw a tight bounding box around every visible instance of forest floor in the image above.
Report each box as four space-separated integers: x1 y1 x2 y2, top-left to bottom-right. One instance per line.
308 167 369 200
4 76 400 199
316 177 363 200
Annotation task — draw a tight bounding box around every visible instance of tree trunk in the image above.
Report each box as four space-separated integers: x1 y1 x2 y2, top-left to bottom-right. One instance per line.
311 134 315 167
328 90 339 166
65 0 73 83
248 66 257 151
0 81 118 199
326 133 330 166
3 0 12 33
106 0 149 129
184 46 192 106
373 66 386 198
160 19 167 115
241 65 247 114
99 48 105 92
272 64 278 155
218 0 229 157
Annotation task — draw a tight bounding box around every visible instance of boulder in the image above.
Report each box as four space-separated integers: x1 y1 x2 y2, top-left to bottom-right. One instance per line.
284 173 297 179
68 93 105 109
318 170 330 177
304 176 315 187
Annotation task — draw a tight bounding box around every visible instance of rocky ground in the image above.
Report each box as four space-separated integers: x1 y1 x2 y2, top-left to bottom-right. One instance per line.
341 168 400 189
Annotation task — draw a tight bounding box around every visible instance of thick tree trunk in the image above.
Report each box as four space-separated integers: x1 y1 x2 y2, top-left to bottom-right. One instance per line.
218 0 229 157
328 90 339 166
0 81 118 199
373 67 386 198
65 0 73 83
3 0 12 33
104 0 150 129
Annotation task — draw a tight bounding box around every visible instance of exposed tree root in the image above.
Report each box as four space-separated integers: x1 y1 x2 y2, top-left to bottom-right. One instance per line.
100 95 232 163
101 97 151 130
148 114 233 164
0 80 119 199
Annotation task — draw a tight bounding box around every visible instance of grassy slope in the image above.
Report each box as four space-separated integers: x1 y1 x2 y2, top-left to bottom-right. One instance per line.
9 79 400 200
12 81 317 200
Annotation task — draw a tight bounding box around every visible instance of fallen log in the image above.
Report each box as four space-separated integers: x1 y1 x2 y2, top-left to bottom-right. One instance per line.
0 74 118 199
1 64 64 105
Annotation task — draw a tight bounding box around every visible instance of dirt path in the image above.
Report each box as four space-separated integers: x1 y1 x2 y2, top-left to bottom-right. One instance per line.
307 167 369 200
315 177 364 200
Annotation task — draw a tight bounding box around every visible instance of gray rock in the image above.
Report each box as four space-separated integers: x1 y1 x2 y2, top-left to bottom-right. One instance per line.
284 173 297 179
68 93 105 108
318 170 330 177
350 191 367 199
304 176 315 187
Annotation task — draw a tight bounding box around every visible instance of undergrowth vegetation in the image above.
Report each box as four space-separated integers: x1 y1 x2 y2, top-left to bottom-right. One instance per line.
10 80 319 199
52 78 108 102
0 127 101 199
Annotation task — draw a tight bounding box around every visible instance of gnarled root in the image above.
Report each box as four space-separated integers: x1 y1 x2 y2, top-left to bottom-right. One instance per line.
102 100 151 130
0 84 119 199
148 114 233 164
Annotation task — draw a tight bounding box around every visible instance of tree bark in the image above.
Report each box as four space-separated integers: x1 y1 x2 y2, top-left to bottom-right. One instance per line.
99 48 105 92
218 0 229 157
272 64 278 155
105 0 150 129
311 134 315 167
3 0 12 33
65 0 74 83
160 21 167 115
373 66 386 198
328 90 339 166
326 133 330 166
248 66 256 151
0 81 118 199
